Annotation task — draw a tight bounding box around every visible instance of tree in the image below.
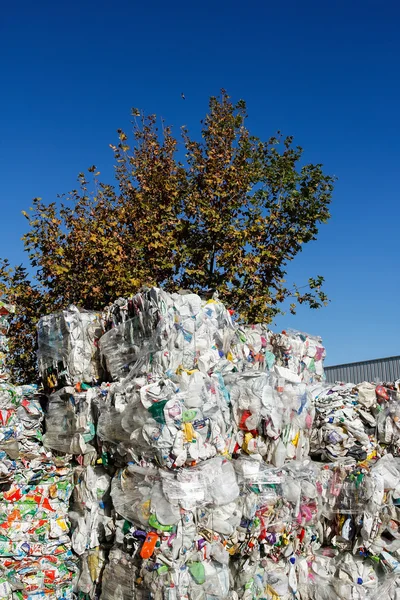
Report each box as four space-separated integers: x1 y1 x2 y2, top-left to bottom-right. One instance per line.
0 90 335 383
0 261 52 383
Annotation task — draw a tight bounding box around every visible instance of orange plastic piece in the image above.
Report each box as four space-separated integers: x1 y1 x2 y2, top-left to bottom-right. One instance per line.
140 532 159 559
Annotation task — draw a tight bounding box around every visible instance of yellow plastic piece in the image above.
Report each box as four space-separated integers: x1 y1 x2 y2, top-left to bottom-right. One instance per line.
292 431 300 447
183 423 195 443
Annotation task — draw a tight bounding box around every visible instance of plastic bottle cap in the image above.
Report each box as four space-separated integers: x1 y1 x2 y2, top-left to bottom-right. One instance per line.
290 557 296 564
357 578 363 585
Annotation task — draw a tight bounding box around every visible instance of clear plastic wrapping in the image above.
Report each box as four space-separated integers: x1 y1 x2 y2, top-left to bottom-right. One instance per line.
99 547 137 600
97 369 233 468
43 386 98 457
271 329 326 384
37 306 103 391
228 372 314 466
100 289 236 382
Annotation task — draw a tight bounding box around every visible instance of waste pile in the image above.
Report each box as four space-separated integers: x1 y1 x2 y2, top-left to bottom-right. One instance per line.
68 464 113 599
0 382 76 599
42 391 113 600
37 308 112 600
95 290 330 598
6 286 400 599
94 289 400 599
98 291 240 598
0 301 15 382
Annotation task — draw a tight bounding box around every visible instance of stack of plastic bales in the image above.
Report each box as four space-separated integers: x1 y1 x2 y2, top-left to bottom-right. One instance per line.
37 309 112 600
230 457 320 599
68 464 113 599
34 287 400 598
98 290 245 599
224 333 321 598
98 290 236 467
97 289 330 599
0 300 15 382
0 382 76 599
308 453 400 599
41 384 113 600
304 379 400 599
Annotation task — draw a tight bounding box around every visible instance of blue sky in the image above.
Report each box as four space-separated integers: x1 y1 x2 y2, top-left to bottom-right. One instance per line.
1 0 399 366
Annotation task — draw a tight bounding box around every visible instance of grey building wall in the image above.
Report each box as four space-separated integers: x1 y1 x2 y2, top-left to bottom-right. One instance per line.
325 356 400 384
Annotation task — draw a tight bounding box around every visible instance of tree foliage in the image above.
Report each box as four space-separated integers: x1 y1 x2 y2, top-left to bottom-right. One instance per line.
0 91 335 383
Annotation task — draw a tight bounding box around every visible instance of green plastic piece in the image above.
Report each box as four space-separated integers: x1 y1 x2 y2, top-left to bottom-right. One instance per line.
245 578 254 590
189 562 205 585
148 400 168 424
148 513 174 532
157 565 168 575
122 520 131 534
182 409 197 422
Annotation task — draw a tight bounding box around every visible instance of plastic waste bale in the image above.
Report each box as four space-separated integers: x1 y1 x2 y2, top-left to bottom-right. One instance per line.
100 289 174 381
0 472 73 555
69 465 113 599
354 380 400 458
316 460 375 552
100 457 240 600
355 455 400 581
308 550 380 600
99 547 137 600
308 382 378 462
0 554 77 599
227 372 314 466
227 324 275 374
40 381 115 599
100 289 237 382
374 382 400 455
42 385 100 460
0 383 66 486
0 383 45 478
0 301 15 383
315 454 400 588
0 383 78 598
270 329 326 384
37 306 104 392
230 457 319 599
97 368 233 468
